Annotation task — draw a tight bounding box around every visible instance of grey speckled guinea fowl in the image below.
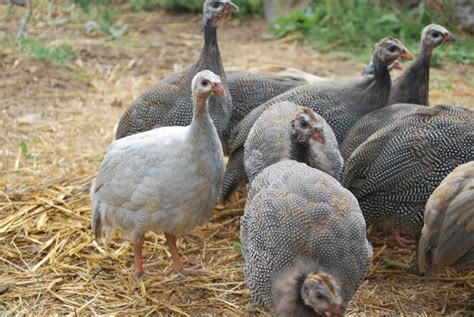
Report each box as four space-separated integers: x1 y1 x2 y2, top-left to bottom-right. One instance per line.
417 161 474 275
115 0 238 142
342 105 474 246
224 71 307 144
241 160 372 312
340 103 421 160
388 24 455 106
244 101 342 185
361 25 454 94
90 70 226 279
219 37 412 202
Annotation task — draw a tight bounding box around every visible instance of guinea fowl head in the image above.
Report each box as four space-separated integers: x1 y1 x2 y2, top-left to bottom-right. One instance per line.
290 108 326 145
301 273 345 317
192 70 225 110
274 258 345 317
421 24 455 52
373 37 413 67
203 0 239 27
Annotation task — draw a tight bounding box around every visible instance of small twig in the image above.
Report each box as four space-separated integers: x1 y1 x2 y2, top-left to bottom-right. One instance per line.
16 0 32 38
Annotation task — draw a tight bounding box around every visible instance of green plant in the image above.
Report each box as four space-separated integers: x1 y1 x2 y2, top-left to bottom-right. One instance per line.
16 37 77 65
270 0 473 65
74 0 115 32
20 141 33 159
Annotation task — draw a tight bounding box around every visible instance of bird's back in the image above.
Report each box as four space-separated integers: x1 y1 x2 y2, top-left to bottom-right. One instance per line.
340 103 423 160
342 105 474 228
241 160 372 310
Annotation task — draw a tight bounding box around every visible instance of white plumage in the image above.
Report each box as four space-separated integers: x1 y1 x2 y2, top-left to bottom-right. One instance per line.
90 70 226 278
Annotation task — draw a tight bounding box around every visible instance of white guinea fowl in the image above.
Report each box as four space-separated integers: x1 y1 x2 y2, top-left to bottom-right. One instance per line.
90 70 226 278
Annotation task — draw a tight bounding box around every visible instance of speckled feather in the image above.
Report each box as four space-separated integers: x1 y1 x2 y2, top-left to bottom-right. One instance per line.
340 103 422 160
220 38 408 201
241 160 372 311
244 101 342 184
342 105 474 231
417 161 474 274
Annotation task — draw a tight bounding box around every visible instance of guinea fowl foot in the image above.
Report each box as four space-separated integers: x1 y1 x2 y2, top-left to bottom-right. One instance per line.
164 232 210 277
133 234 146 280
393 229 415 248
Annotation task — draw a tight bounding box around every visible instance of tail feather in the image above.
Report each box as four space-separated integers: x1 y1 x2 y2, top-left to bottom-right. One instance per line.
89 179 102 244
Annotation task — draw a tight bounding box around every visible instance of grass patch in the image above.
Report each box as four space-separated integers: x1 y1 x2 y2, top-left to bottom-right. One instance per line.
20 141 33 159
270 0 473 65
17 37 77 66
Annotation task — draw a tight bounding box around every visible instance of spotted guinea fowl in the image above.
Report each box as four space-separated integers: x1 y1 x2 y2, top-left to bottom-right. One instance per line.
115 0 238 141
224 71 307 145
342 105 474 246
389 24 455 106
241 160 372 312
272 258 345 317
220 37 412 201
244 101 342 185
91 70 226 278
417 161 474 275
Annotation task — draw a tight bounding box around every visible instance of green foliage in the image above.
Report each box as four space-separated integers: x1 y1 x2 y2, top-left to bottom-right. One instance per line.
74 0 115 32
232 243 242 254
20 141 33 159
16 37 77 66
270 0 473 64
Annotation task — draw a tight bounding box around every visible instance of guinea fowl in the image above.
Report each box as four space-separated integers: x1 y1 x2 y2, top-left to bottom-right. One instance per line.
417 161 474 275
220 37 412 201
115 0 238 142
343 25 455 160
244 101 342 184
342 105 474 246
389 24 455 106
90 70 226 278
241 160 372 313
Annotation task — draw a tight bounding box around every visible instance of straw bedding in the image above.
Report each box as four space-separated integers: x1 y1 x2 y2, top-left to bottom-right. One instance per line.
1 4 473 315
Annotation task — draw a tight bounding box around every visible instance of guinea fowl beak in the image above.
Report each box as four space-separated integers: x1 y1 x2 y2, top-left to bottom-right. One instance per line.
327 302 345 317
399 49 413 61
443 32 456 43
213 83 226 96
311 128 326 144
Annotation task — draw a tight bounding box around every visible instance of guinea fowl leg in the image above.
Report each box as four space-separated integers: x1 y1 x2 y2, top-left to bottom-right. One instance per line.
393 229 415 247
134 233 145 279
164 232 210 276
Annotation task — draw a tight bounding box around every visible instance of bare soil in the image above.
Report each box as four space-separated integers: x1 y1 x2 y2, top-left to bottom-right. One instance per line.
1 3 473 316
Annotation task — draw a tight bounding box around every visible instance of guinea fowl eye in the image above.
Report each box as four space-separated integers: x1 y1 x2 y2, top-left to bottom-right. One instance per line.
201 80 209 86
316 293 325 300
432 32 440 38
211 3 221 9
300 120 308 128
389 46 397 53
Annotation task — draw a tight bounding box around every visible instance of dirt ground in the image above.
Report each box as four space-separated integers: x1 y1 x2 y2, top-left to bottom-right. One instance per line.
1 3 473 316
